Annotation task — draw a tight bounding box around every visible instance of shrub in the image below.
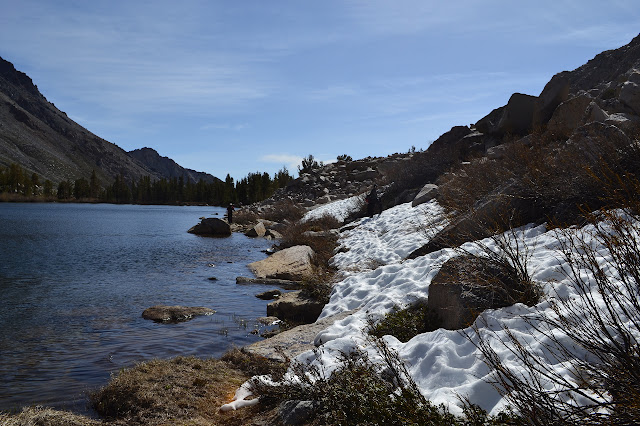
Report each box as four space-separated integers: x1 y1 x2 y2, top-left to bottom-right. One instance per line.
467 200 640 424
368 302 442 342
250 336 460 425
260 199 306 223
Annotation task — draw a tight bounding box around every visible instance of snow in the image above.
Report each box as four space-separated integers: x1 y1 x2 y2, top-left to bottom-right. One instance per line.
302 194 364 223
230 200 640 416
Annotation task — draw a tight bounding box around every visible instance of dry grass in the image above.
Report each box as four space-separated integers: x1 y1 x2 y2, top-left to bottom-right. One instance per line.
0 406 100 426
260 199 306 223
90 356 266 425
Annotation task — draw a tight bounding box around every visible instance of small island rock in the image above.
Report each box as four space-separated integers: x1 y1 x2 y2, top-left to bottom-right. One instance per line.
187 217 231 237
142 305 215 323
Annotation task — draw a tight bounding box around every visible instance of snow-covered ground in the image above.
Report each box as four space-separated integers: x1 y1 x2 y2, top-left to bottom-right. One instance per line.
227 197 639 415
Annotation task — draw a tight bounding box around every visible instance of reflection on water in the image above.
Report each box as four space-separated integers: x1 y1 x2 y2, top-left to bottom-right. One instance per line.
0 203 274 414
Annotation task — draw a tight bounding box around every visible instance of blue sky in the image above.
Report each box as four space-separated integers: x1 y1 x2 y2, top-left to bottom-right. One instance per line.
1 1 639 180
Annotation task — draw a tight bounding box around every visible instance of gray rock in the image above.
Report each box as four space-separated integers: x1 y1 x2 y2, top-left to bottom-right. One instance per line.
411 184 439 207
245 222 266 237
620 80 640 115
265 229 283 239
279 400 319 425
142 305 215 323
496 93 537 135
266 290 324 323
236 276 301 289
546 94 593 136
187 217 231 237
243 310 355 362
248 245 316 281
533 72 570 126
256 289 282 300
427 255 522 330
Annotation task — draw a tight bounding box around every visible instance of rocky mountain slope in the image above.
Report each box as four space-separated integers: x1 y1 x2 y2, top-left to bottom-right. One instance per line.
0 56 218 187
257 34 640 217
128 147 220 184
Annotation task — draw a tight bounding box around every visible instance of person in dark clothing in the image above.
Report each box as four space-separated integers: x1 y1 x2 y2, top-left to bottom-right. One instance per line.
366 184 381 218
227 203 234 224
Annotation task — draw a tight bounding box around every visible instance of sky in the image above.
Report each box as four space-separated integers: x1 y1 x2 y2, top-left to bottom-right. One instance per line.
1 1 639 180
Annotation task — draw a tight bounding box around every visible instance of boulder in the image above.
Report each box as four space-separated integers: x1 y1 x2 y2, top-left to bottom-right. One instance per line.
265 229 283 239
411 184 439 207
267 290 324 323
243 310 355 362
427 255 521 330
245 222 266 237
187 217 231 237
475 106 505 135
496 93 537 135
586 101 609 123
606 113 640 131
620 80 640 115
247 245 316 281
533 72 570 126
142 305 215 323
546 94 593 136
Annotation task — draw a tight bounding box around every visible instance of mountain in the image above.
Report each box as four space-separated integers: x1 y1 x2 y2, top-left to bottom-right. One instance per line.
0 56 218 187
128 147 220 184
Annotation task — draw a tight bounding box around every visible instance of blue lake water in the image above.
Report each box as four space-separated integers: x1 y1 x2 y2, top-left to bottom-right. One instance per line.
0 203 275 414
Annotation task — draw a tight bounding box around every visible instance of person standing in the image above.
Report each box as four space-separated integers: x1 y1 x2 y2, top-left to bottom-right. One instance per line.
227 203 234 224
366 184 380 218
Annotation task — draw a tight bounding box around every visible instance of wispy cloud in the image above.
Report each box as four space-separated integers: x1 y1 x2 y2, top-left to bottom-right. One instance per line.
260 154 303 171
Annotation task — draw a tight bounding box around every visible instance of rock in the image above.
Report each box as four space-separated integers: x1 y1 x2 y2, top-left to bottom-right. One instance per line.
243 310 355 362
245 222 266 237
496 93 537 135
265 229 283 239
546 94 593 136
279 400 319 425
142 305 215 323
606 112 640 131
411 184 439 207
187 217 231 237
533 72 570 126
619 80 640 115
236 276 301 289
248 245 316 281
301 230 340 239
256 289 282 300
208 277 218 281
427 255 521 330
475 106 505 135
257 316 280 325
586 101 609 123
266 290 324 323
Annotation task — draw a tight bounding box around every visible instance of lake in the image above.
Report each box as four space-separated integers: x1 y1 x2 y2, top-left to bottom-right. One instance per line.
0 203 275 414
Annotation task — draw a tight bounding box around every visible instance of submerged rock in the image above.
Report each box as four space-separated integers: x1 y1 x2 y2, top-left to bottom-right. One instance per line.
142 305 215 323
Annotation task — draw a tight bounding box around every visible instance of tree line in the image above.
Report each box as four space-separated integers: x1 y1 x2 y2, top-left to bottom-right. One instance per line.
0 163 293 206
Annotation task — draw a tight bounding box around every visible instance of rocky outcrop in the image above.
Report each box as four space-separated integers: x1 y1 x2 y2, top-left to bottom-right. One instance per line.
427 255 522 330
256 289 282 300
266 290 324 323
243 310 355 362
411 184 438 207
142 305 215 323
128 147 220 184
248 245 316 281
187 217 231 237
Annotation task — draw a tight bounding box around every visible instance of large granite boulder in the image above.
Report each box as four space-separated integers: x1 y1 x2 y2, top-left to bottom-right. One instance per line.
266 290 324 323
619 74 640 115
248 245 316 281
411 184 438 207
546 94 593 136
496 93 537 136
427 255 522 330
187 217 231 237
533 72 570 126
243 310 355 362
142 305 215 323
245 222 266 237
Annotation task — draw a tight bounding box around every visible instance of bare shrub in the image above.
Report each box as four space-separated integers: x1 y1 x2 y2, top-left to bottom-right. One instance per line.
260 199 306 223
250 335 460 425
467 205 640 424
368 302 442 342
232 208 259 225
